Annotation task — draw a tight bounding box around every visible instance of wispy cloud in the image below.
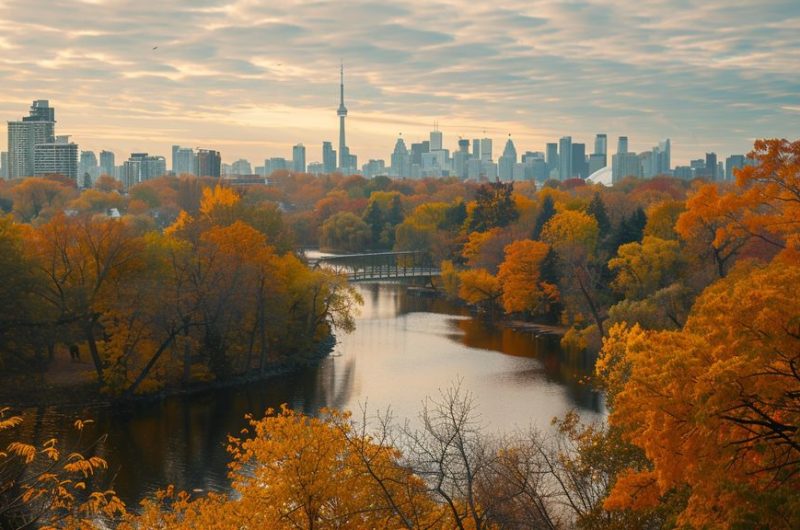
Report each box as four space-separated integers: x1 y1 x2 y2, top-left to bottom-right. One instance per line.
0 0 798 166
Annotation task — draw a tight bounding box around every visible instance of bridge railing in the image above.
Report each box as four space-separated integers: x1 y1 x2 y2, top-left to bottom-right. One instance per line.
311 250 438 281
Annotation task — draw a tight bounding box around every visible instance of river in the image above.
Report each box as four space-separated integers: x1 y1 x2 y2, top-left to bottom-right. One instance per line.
14 282 604 507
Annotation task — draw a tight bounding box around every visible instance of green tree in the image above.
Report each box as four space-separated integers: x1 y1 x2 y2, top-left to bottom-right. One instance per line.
532 195 556 240
468 182 519 232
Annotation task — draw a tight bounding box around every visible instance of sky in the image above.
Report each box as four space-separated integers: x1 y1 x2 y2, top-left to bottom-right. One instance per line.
1 0 799 168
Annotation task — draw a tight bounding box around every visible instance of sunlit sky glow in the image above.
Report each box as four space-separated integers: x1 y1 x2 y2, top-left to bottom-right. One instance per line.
1 0 799 167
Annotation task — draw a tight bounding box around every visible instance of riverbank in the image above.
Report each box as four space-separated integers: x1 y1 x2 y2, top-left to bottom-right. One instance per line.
0 335 336 409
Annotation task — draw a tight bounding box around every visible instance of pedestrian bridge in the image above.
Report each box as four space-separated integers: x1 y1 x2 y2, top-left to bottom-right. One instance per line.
309 250 440 282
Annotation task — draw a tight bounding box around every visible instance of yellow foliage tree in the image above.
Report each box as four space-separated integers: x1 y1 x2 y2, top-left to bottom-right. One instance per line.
608 236 682 300
496 239 556 315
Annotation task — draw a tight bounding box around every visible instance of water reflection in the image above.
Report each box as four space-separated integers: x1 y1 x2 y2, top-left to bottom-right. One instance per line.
12 282 604 506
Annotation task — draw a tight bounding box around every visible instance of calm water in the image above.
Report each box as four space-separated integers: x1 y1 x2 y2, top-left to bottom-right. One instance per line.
13 282 604 506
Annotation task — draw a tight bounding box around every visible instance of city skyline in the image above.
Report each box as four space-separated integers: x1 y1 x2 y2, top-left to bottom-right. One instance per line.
0 0 798 165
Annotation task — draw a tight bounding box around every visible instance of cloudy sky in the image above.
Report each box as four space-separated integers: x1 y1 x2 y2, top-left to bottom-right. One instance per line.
1 0 798 167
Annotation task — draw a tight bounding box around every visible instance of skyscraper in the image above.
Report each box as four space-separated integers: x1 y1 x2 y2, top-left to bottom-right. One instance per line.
571 143 587 179
79 150 98 183
337 64 348 170
558 136 572 180
499 136 517 181
322 141 336 173
430 128 443 151
99 150 115 177
546 143 558 178
617 136 629 154
725 154 746 181
173 146 195 175
231 159 252 175
705 152 718 180
7 100 56 178
195 149 221 178
594 134 607 157
292 144 306 173
479 138 492 161
0 152 8 179
391 136 410 178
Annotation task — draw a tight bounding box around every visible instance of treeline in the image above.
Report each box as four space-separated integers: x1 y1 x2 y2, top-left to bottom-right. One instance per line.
0 184 359 397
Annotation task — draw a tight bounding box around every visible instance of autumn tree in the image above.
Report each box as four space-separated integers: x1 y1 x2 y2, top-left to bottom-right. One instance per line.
607 236 683 300
531 194 556 240
319 212 370 252
598 259 800 528
468 181 519 232
496 239 557 315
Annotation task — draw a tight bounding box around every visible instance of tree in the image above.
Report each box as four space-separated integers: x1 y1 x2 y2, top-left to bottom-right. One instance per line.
598 259 800 528
607 236 683 300
362 200 385 249
319 212 371 252
468 181 519 232
497 240 557 315
10 177 76 222
587 193 611 238
457 269 502 312
644 199 684 240
531 195 556 240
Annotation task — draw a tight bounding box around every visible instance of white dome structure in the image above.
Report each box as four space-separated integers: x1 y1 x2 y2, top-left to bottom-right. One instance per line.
587 166 612 186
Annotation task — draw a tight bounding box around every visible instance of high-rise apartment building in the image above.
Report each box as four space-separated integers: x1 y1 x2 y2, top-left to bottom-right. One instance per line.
705 152 718 180
8 101 57 179
171 145 195 175
34 135 78 180
430 129 443 151
1 152 8 179
571 143 587 179
725 154 746 181
231 159 252 175
195 149 221 178
594 134 607 156
123 152 166 188
292 144 306 173
99 150 115 177
617 136 629 154
546 143 558 179
558 136 572 180
612 152 640 183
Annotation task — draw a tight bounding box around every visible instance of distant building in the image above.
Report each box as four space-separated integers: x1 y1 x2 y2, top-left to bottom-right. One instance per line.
172 146 195 175
673 166 693 180
34 135 78 180
612 152 640 183
705 152 718 180
430 129 443 151
558 136 572 180
498 136 517 181
292 144 306 173
617 136 629 154
195 149 221 178
231 159 252 176
322 141 337 173
362 159 386 178
8 102 58 179
0 151 8 179
265 157 288 175
725 154 746 181
546 143 558 178
479 138 492 162
594 133 607 157
307 162 325 175
79 150 98 183
571 142 587 179
337 64 349 171
391 136 410 178
588 153 606 175
123 152 166 188
99 150 115 177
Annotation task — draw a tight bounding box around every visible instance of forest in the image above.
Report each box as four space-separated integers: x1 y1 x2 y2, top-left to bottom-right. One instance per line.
0 138 798 528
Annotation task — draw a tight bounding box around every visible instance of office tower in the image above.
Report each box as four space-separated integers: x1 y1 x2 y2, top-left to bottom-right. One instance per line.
322 141 337 173
498 136 517 181
410 141 430 167
617 136 629 154
34 135 78 180
337 64 348 170
430 128 443 151
471 139 480 158
292 144 306 173
725 154 746 181
0 152 7 179
306 162 324 175
479 138 492 161
195 149 221 177
99 150 115 177
571 143 587 179
390 136 410 178
673 166 693 180
594 134 607 156
659 139 671 173
558 136 572 180
705 153 718 180
172 146 195 175
265 158 288 175
231 159 252 175
362 159 386 178
546 143 558 177
457 138 470 153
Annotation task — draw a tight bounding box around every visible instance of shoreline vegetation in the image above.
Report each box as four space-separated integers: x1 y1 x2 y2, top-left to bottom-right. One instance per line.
1 138 799 528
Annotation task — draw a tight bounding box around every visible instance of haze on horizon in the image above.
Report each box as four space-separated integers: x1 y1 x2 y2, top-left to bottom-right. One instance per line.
1 0 798 166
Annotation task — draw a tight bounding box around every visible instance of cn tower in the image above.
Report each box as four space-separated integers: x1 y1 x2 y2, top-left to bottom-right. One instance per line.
337 63 348 170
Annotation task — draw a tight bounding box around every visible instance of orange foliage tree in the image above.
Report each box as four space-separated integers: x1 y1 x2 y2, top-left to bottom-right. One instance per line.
496 239 557 315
